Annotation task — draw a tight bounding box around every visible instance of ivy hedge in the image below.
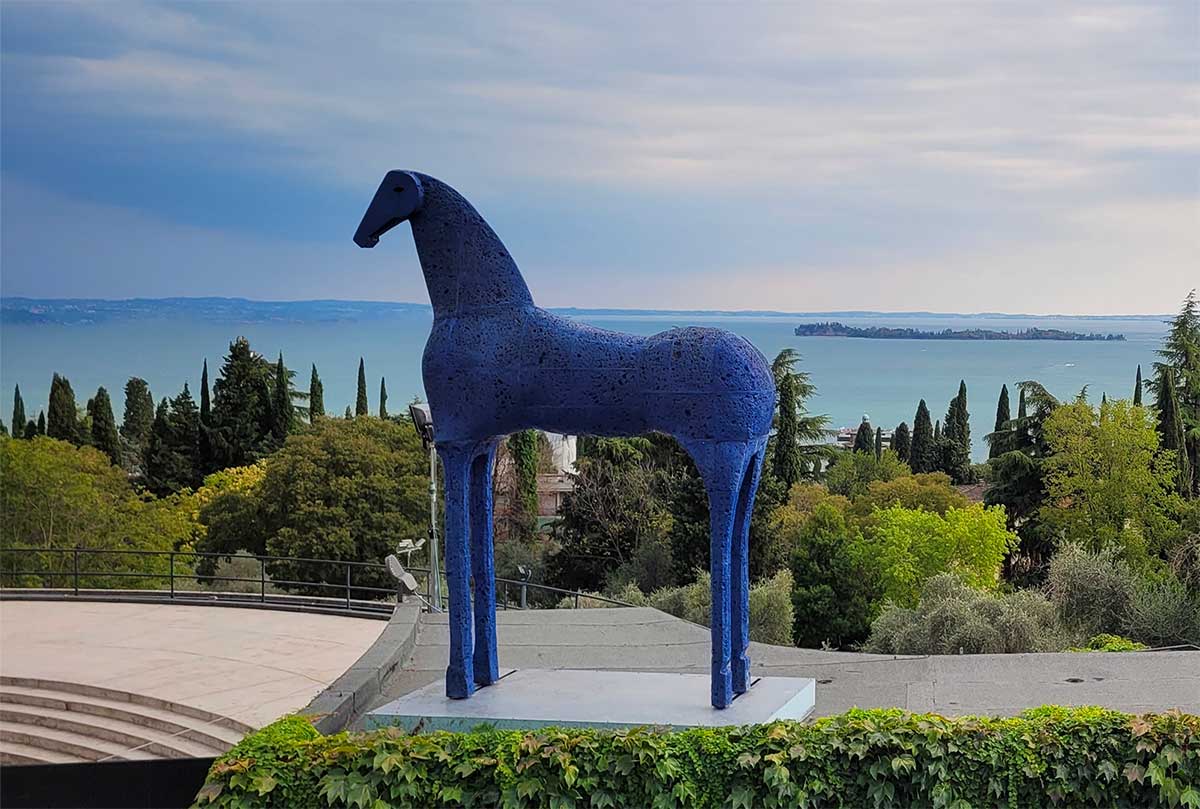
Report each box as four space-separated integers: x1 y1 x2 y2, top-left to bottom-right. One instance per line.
194 707 1198 808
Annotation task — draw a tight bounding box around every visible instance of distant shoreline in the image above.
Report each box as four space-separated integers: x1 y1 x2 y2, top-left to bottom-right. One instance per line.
795 322 1126 342
0 297 1170 326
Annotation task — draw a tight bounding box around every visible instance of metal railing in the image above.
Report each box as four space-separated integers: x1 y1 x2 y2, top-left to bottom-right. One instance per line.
0 546 635 615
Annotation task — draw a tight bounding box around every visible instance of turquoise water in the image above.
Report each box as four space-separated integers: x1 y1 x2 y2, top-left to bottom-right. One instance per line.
0 311 1166 461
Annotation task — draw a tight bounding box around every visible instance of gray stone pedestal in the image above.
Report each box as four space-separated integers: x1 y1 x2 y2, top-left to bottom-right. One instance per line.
365 669 816 732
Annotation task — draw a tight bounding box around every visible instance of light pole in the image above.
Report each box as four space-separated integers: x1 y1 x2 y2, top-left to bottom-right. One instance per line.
409 402 442 611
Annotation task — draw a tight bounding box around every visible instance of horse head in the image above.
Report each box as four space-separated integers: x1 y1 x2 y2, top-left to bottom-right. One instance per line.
354 170 425 248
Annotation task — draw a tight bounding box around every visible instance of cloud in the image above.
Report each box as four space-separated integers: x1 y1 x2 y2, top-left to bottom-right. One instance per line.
1 1 1196 311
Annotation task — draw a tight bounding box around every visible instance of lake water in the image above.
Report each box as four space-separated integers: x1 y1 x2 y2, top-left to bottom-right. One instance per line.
0 310 1167 462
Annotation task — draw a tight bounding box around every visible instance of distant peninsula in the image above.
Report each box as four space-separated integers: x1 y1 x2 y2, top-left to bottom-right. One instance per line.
794 322 1125 341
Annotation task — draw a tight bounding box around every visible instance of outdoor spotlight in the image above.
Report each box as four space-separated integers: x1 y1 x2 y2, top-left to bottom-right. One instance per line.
385 553 420 596
409 402 435 449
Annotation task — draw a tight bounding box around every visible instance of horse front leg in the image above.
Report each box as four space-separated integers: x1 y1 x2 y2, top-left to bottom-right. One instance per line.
469 441 500 686
438 442 476 698
682 439 755 709
731 439 767 694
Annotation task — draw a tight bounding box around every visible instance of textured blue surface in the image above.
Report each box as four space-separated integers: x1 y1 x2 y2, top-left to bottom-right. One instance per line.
356 171 776 708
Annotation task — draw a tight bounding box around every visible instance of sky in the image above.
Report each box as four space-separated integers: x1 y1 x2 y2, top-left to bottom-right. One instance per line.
1 2 1197 314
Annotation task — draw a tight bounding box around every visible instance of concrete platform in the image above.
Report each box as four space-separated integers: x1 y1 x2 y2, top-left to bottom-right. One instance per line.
366 669 815 732
367 607 1200 721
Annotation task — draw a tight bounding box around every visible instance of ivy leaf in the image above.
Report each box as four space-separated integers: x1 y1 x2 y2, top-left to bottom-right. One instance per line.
1124 763 1146 784
194 782 223 804
737 752 761 769
1180 786 1200 808
730 785 756 809
251 774 278 796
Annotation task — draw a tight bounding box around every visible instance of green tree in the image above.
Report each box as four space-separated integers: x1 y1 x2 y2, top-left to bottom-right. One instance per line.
874 427 883 460
861 503 1018 606
1150 290 1200 498
1155 366 1192 497
47 373 81 444
89 387 122 466
272 354 293 442
121 378 155 447
210 337 274 468
199 417 427 594
1133 364 1143 407
989 384 1011 459
506 429 541 540
788 503 879 648
36 412 45 436
853 419 874 454
1 437 192 588
309 365 325 422
909 400 935 473
356 358 369 417
943 380 970 454
848 472 970 522
11 385 26 439
379 378 389 419
825 449 909 499
198 361 215 475
772 372 803 489
22 420 37 440
1041 398 1180 559
892 422 911 463
769 350 829 487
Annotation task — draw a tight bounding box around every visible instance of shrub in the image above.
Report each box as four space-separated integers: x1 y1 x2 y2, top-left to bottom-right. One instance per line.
863 574 1066 655
195 708 1200 809
1067 634 1148 653
825 449 909 498
1045 543 1133 637
597 570 795 645
1122 573 1200 647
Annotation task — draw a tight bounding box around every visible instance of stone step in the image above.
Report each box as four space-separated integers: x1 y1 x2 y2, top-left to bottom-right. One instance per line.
0 721 157 762
0 739 87 765
0 686 244 750
0 705 221 759
0 676 254 735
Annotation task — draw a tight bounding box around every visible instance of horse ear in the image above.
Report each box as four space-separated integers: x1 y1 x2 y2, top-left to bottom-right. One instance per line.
354 171 424 248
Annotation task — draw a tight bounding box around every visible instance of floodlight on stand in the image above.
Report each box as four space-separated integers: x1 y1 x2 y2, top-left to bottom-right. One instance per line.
385 553 420 598
408 401 442 611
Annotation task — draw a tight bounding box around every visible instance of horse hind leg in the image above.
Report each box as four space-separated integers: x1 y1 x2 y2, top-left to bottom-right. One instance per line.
731 438 767 694
437 442 477 699
680 438 759 709
469 441 500 686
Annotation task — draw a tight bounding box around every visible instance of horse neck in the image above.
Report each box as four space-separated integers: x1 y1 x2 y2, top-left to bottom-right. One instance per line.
409 175 533 319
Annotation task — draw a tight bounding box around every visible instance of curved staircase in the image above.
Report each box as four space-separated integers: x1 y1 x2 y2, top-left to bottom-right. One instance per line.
0 677 253 765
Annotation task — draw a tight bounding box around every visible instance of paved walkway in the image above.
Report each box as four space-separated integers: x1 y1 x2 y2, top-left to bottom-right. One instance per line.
372 607 1200 718
0 601 385 727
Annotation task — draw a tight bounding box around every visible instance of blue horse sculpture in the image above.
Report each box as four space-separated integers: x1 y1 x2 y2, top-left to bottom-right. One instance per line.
355 171 775 708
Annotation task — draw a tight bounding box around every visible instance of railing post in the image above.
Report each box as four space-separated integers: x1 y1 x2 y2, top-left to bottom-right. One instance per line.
169 552 175 599
73 548 79 596
574 592 580 609
345 563 352 610
260 559 266 603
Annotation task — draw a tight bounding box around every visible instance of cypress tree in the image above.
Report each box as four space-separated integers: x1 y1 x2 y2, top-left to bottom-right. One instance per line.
892 422 911 462
211 337 274 468
344 405 353 419
200 361 212 425
47 373 81 444
170 384 202 489
143 399 174 495
1101 393 1107 406
355 358 369 417
874 427 883 460
89 386 122 465
853 419 874 454
989 384 1011 458
121 378 155 446
943 380 970 454
272 353 292 441
910 400 935 473
934 420 941 443
772 372 802 489
11 385 26 438
23 420 37 439
309 364 325 421
0 418 6 436
1133 365 1143 406
1017 388 1027 420
1156 367 1192 496
36 411 45 435
379 378 389 419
